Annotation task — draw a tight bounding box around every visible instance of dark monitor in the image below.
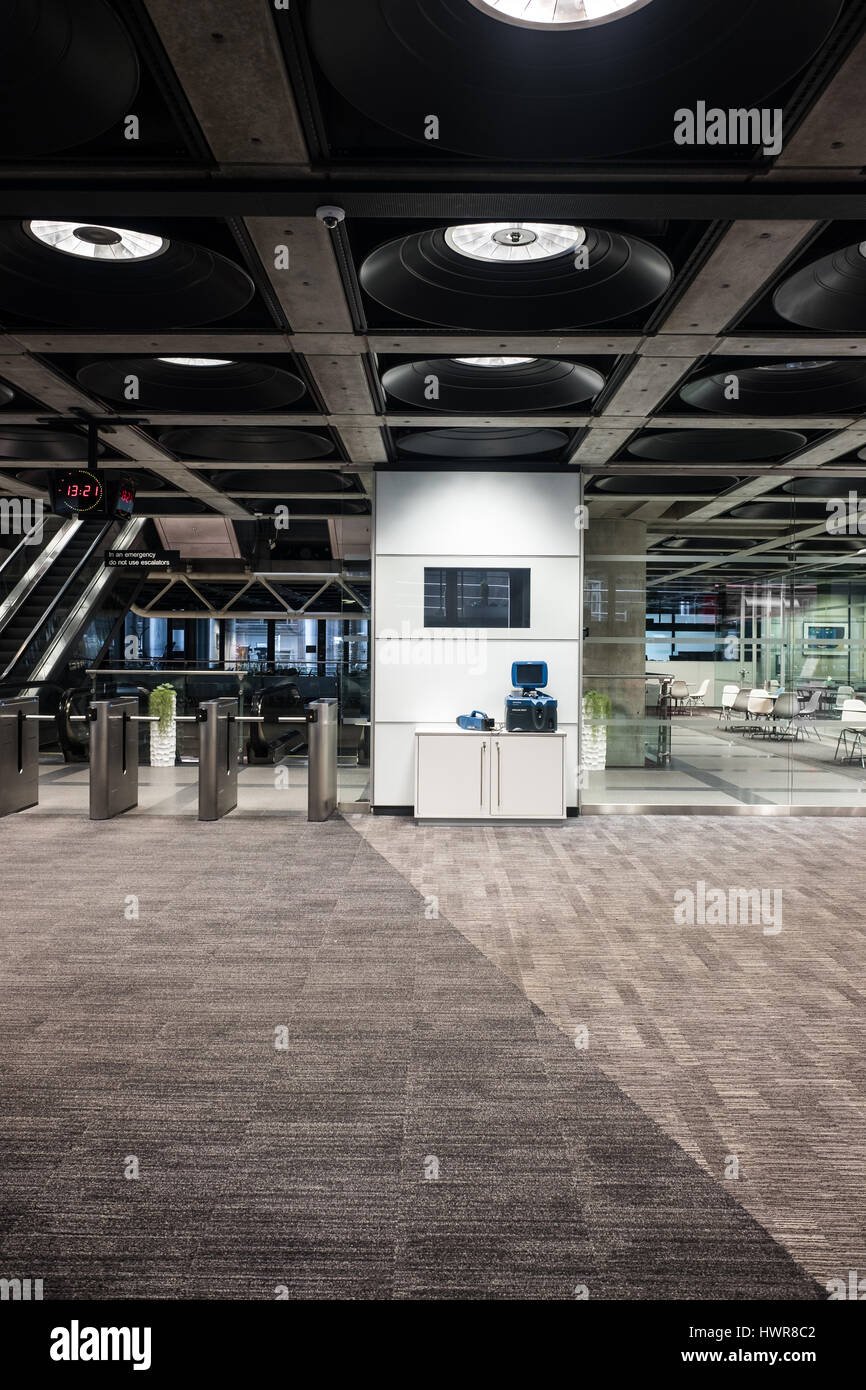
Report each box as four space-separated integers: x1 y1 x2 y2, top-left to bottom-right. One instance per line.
512 661 547 689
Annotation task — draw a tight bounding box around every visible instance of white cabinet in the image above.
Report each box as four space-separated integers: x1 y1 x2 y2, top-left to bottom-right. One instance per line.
415 734 489 819
490 734 565 818
415 730 565 820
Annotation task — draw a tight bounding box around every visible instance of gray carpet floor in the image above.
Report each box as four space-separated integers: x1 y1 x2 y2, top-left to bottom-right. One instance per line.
0 814 821 1299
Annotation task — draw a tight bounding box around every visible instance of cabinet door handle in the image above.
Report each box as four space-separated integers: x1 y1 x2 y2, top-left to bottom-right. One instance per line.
480 741 485 804
496 740 501 806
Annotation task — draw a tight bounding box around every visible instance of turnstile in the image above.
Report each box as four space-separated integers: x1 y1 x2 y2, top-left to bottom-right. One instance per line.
307 698 338 822
89 697 138 820
198 698 238 821
0 696 39 816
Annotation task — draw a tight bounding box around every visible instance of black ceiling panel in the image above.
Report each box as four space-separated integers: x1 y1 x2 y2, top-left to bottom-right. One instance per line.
76 357 307 412
381 355 604 413
395 426 570 459
156 426 336 462
304 0 842 161
679 360 866 415
626 428 808 462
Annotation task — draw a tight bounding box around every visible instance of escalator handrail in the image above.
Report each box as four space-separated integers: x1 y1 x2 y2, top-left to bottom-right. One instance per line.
0 514 52 579
1 521 116 680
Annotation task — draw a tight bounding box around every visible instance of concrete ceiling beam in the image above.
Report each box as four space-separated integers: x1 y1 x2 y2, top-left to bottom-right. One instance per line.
244 218 354 334
306 355 379 414
143 0 309 167
658 220 818 335
774 33 866 172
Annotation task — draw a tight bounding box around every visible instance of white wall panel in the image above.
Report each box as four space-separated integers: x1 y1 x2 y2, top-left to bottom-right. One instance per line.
376 471 581 557
374 470 582 808
375 638 580 724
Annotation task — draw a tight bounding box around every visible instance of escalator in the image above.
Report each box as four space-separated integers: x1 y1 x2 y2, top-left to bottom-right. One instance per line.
0 515 146 689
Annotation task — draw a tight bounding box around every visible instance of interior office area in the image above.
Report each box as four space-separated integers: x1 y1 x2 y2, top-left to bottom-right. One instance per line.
3 0 866 1338
583 473 866 811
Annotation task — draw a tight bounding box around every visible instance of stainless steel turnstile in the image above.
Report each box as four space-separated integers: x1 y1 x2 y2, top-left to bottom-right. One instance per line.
89 697 138 820
197 698 238 821
0 696 39 816
306 698 338 822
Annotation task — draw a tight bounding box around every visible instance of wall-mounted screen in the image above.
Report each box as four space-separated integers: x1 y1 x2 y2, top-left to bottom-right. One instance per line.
424 567 530 628
803 622 848 654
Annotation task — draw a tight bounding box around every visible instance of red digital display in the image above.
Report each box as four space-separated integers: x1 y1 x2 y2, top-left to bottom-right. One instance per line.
52 470 104 516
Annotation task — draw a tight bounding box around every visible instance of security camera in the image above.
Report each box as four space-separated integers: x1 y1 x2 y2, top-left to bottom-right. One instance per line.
316 205 345 229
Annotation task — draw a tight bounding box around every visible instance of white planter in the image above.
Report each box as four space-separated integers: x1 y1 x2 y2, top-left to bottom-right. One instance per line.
150 693 177 767
581 719 607 771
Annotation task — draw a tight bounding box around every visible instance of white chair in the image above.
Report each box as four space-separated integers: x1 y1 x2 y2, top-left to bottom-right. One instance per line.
745 688 774 735
834 699 866 766
834 685 855 712
687 678 710 707
798 686 823 739
669 679 690 713
729 689 752 728
717 684 740 728
770 692 798 739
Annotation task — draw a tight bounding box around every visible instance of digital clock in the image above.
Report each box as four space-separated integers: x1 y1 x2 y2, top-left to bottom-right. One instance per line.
110 475 136 519
50 470 104 517
49 471 137 520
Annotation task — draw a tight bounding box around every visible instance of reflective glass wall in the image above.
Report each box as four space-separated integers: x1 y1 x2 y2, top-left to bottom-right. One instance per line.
579 476 866 813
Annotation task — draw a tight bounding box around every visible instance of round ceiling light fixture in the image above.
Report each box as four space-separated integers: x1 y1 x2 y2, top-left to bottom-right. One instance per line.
627 428 807 463
157 426 334 463
453 356 536 367
0 383 13 407
382 355 604 413
592 474 738 496
0 220 255 328
158 357 234 367
308 0 842 161
0 0 140 157
728 500 830 522
0 425 106 461
27 220 167 261
77 358 306 412
396 426 569 459
782 476 866 498
465 0 655 29
360 225 672 331
444 222 585 263
680 360 866 415
774 241 866 331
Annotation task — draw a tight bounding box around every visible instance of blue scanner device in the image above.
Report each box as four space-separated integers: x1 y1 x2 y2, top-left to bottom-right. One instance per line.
505 661 558 732
456 710 495 731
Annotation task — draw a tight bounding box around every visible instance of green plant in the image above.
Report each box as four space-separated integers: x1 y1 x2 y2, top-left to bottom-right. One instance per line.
582 689 612 723
149 683 176 734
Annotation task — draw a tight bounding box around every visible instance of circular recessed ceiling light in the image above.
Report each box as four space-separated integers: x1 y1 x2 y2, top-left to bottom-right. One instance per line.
756 360 833 371
465 0 655 29
444 222 585 263
453 356 536 367
158 357 234 367
26 220 167 261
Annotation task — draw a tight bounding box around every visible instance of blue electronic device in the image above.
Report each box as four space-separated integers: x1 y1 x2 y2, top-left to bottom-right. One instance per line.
456 710 495 731
505 661 558 732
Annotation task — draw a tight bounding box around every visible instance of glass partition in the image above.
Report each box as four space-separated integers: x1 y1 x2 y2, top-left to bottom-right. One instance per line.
579 477 866 813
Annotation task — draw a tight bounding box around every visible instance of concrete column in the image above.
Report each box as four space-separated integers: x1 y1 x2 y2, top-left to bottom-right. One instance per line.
584 519 647 768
